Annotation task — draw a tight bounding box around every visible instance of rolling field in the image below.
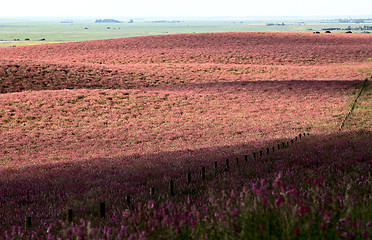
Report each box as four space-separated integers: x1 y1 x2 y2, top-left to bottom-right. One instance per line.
0 32 371 238
1 19 372 46
1 32 372 94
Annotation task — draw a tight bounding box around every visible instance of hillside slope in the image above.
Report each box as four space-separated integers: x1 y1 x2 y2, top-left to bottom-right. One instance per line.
1 32 371 93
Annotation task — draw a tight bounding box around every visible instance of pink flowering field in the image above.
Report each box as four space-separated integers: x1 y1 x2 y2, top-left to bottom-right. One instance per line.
0 32 371 239
1 32 372 93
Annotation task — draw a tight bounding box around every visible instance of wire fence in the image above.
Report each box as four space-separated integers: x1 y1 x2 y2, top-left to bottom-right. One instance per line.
22 78 370 229
21 132 311 228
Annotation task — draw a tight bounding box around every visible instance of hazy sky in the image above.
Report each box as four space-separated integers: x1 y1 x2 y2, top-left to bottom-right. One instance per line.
1 0 371 18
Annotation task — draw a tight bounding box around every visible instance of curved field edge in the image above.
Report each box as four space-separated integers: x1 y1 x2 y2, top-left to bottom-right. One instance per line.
0 80 360 169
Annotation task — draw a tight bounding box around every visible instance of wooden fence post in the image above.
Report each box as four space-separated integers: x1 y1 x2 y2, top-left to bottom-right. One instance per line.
150 187 155 197
278 144 280 149
126 195 131 207
267 148 270 154
214 161 218 175
25 216 31 230
201 166 206 180
236 157 239 167
244 155 248 162
226 158 229 171
272 146 275 152
253 152 256 159
187 172 191 185
169 180 174 196
66 208 73 223
100 202 106 218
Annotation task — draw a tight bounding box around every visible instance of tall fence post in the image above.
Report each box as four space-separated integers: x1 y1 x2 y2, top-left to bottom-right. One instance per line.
169 180 174 196
226 158 229 171
150 187 155 197
214 161 218 175
100 202 106 218
126 195 131 207
25 216 31 230
201 166 206 180
66 208 73 223
187 172 191 185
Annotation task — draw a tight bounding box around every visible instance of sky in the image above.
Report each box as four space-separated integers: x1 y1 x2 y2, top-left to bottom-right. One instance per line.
0 0 371 18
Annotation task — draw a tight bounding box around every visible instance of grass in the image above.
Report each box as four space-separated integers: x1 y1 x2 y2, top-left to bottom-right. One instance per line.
345 81 372 130
0 32 371 238
1 20 372 46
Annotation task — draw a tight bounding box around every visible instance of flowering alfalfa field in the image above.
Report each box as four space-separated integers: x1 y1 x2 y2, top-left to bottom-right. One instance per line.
1 32 372 93
1 33 372 239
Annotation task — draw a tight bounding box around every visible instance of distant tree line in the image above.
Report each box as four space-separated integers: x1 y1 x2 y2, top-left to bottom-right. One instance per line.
95 19 123 23
322 25 372 31
266 23 286 26
337 18 372 23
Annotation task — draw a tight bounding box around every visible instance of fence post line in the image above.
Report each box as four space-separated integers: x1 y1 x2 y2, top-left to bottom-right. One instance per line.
100 202 106 218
